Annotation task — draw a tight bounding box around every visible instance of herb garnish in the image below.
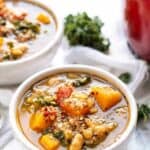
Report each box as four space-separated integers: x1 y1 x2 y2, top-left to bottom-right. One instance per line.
7 42 14 49
138 104 150 122
72 75 91 87
13 20 40 34
53 130 69 146
64 12 110 53
119 72 132 84
3 53 10 60
31 95 57 107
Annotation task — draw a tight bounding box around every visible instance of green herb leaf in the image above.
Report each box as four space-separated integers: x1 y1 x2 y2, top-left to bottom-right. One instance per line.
7 42 14 49
64 12 110 53
53 130 64 140
23 95 57 112
72 75 91 87
53 130 69 146
138 104 150 122
118 72 132 84
42 128 51 135
33 95 57 106
13 20 40 34
3 53 10 60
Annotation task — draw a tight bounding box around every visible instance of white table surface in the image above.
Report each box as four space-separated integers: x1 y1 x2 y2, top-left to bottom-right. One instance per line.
1 0 150 150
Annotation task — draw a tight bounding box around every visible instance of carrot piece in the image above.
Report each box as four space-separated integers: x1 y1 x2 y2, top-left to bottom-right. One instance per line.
91 86 122 111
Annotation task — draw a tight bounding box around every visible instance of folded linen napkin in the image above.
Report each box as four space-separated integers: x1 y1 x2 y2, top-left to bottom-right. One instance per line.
65 46 149 93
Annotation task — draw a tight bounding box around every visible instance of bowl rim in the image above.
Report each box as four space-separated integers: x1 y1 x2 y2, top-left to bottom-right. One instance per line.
0 0 63 67
9 64 137 150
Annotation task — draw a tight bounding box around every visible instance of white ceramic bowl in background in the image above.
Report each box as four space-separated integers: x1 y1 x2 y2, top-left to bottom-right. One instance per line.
0 0 63 85
9 65 137 150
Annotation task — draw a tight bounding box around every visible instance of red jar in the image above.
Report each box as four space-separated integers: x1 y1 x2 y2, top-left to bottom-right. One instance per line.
125 0 150 62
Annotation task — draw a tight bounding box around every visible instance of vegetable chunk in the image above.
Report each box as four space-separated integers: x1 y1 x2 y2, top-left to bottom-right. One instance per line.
37 13 51 24
91 86 122 111
30 106 56 132
30 112 49 132
39 134 60 150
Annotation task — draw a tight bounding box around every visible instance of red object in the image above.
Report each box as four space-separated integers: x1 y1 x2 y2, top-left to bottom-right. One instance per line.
125 0 150 62
56 85 73 102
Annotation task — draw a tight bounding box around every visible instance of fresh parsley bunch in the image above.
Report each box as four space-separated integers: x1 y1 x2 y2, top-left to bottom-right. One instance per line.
64 12 110 53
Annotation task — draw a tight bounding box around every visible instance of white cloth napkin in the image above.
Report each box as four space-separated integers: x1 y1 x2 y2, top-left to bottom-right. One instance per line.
64 46 149 93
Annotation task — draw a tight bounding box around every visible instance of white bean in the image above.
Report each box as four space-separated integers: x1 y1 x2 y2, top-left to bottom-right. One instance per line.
69 134 84 150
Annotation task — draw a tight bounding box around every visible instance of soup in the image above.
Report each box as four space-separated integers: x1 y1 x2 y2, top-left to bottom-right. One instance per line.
18 73 130 150
0 0 56 62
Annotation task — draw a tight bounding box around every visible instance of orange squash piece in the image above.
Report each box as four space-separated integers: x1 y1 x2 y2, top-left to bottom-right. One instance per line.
0 37 4 47
91 86 122 111
30 112 49 132
39 134 60 150
37 13 51 24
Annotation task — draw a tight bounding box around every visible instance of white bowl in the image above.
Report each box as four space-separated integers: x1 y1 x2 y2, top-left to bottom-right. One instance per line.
0 0 63 85
9 65 137 150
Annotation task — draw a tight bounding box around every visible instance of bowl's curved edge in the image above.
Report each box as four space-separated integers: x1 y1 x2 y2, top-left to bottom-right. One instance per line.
9 64 137 150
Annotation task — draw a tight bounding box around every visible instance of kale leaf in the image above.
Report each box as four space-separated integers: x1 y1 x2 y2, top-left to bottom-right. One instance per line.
138 104 150 122
119 72 132 84
64 12 110 53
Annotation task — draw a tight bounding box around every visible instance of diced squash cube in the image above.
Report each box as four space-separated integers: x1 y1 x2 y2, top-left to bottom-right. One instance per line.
39 134 60 150
30 112 49 132
11 45 27 58
0 37 4 47
11 49 23 57
37 13 51 24
91 86 122 111
16 44 28 53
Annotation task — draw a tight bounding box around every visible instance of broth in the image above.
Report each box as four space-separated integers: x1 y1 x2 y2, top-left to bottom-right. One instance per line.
18 73 130 150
